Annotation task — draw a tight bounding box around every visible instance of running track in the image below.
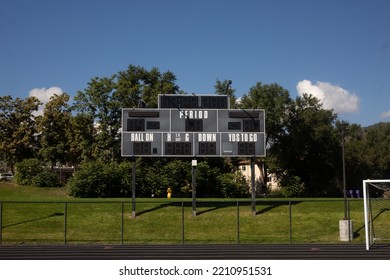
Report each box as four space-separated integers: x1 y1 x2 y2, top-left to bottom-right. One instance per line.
1 244 390 259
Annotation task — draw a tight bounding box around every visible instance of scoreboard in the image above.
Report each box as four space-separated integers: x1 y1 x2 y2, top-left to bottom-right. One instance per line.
121 95 265 158
158 94 230 109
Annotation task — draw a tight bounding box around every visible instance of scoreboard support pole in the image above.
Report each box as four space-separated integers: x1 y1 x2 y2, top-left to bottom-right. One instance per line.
251 157 256 215
192 159 197 217
132 157 136 218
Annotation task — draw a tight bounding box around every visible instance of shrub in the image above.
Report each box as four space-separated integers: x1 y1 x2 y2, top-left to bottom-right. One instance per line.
15 159 43 185
32 169 60 188
218 171 248 198
68 161 131 198
279 174 305 198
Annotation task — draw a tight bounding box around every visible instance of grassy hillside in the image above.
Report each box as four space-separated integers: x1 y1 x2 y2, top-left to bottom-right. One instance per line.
0 182 366 244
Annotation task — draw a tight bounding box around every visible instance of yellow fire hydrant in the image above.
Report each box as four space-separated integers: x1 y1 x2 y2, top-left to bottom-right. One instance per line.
167 187 172 199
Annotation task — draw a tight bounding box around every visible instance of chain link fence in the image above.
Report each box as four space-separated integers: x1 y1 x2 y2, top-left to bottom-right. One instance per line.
0 199 364 245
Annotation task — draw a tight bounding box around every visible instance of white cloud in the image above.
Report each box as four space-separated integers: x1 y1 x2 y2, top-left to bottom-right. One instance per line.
29 87 64 116
296 80 359 114
380 111 390 119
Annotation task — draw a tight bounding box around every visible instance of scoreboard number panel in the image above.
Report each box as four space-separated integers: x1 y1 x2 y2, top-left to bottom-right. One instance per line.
122 132 163 156
165 142 192 155
133 142 152 155
238 142 256 155
121 95 265 157
185 119 203 132
198 142 217 155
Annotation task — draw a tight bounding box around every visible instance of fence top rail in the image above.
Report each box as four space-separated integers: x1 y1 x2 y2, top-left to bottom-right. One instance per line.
0 198 357 204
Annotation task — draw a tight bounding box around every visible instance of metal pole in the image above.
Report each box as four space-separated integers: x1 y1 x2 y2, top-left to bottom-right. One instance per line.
289 201 293 244
237 201 240 244
121 202 124 244
132 157 136 218
0 202 2 245
348 199 352 243
64 202 67 245
181 201 185 244
342 133 347 220
192 159 197 217
251 157 256 215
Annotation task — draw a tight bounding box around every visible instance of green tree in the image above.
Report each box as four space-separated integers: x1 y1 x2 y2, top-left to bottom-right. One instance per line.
73 65 179 163
364 123 390 179
240 82 292 145
274 94 340 196
73 76 118 162
336 121 390 192
36 93 71 167
214 79 237 107
67 113 95 167
0 96 41 171
239 82 293 192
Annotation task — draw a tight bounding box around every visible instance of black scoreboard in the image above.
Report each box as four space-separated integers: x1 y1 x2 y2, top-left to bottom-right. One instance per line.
121 95 265 157
158 94 229 109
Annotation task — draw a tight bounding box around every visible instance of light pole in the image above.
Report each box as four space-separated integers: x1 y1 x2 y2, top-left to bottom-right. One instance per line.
339 129 352 241
342 131 347 220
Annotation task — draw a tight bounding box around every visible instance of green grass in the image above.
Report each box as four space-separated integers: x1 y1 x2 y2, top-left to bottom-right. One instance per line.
0 181 370 244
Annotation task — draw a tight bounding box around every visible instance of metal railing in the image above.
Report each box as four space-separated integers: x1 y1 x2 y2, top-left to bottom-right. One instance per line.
0 199 360 245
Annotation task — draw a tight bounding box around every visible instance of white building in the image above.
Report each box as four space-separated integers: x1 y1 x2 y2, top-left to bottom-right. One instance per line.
238 161 280 193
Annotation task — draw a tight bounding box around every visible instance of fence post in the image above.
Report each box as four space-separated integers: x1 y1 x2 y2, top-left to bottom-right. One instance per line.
0 202 2 245
121 202 124 245
289 201 293 244
64 202 67 245
237 201 240 244
181 201 185 244
132 158 136 218
348 199 352 243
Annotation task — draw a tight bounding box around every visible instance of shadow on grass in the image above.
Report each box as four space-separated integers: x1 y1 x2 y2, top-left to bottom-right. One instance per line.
136 200 302 217
354 207 390 237
136 202 183 217
2 212 64 229
255 201 302 215
136 201 237 217
196 202 237 216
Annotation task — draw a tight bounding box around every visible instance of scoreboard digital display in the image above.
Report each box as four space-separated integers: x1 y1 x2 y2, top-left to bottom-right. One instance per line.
122 105 265 157
159 94 229 109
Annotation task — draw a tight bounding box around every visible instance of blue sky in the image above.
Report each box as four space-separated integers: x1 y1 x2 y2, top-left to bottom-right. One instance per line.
1 0 389 126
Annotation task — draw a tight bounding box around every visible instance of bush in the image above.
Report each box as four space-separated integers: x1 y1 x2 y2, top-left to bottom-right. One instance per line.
279 174 305 198
68 161 131 198
218 171 248 198
32 169 60 188
15 158 61 187
15 159 44 185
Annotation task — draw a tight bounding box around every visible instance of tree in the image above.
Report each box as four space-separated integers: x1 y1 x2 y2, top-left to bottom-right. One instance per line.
73 76 118 162
36 93 71 167
214 79 237 107
240 82 292 145
239 82 293 192
274 94 340 196
0 96 41 171
72 65 179 163
364 123 390 179
344 122 390 187
67 113 95 167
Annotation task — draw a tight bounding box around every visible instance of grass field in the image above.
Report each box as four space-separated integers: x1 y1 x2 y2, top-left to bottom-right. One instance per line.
0 181 368 245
